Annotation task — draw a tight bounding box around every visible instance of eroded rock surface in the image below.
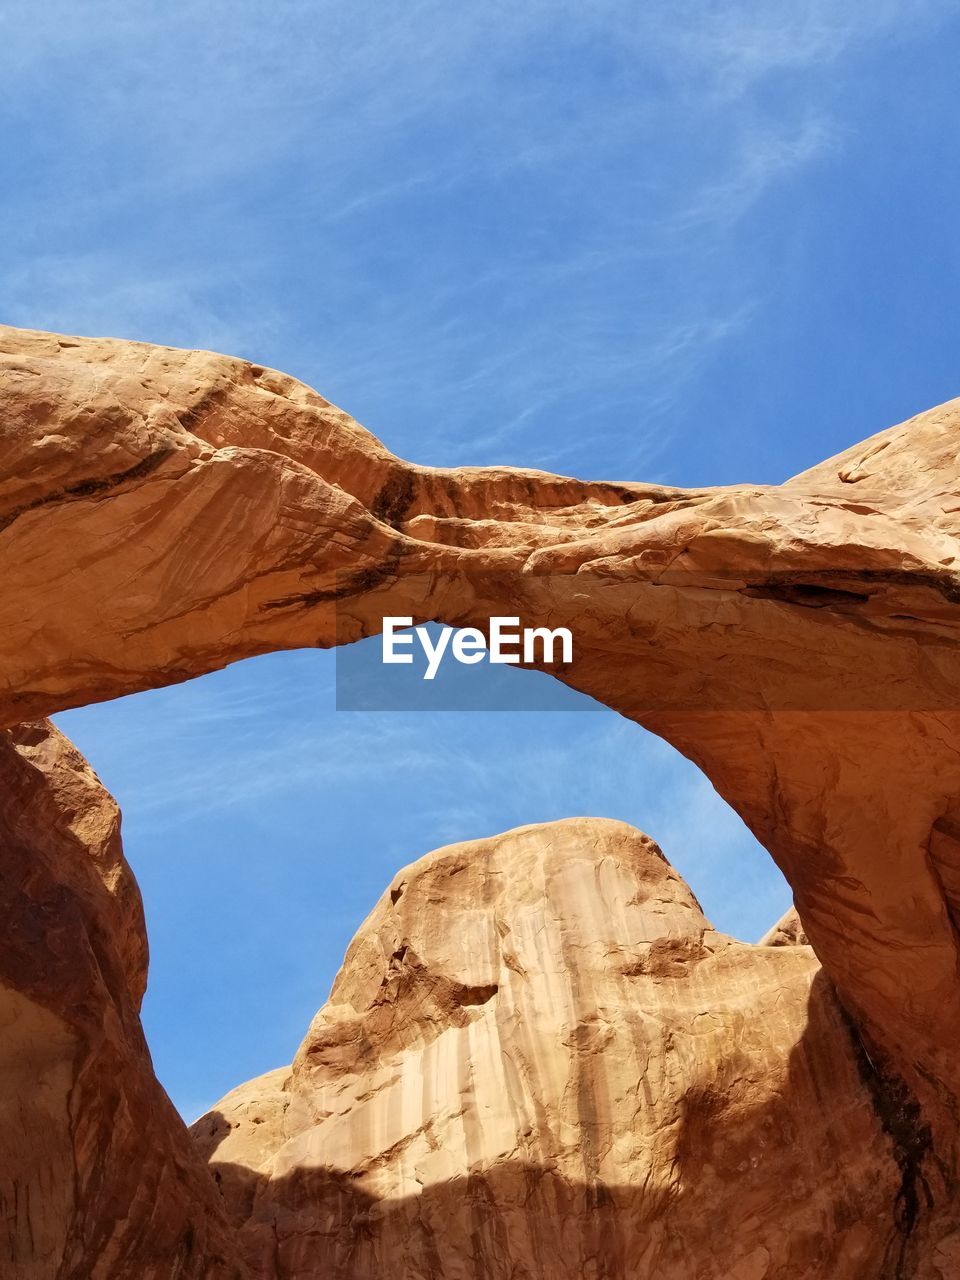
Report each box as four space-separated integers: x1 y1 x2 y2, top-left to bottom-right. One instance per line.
758 906 810 947
193 818 896 1280
3 324 960 1274
0 720 245 1278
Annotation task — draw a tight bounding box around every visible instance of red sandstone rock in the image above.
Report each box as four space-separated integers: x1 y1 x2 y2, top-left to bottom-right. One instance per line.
192 818 896 1280
758 906 809 947
0 719 245 1278
3 324 960 1274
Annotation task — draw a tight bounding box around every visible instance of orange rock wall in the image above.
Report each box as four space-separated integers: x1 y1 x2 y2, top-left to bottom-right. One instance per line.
3 324 960 1275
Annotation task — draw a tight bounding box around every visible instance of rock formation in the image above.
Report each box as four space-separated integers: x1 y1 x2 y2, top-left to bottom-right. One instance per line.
192 817 895 1280
2 323 960 1275
0 720 242 1278
759 906 809 948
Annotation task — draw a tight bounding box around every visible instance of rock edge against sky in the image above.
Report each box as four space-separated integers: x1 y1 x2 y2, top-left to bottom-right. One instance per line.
3 325 960 1277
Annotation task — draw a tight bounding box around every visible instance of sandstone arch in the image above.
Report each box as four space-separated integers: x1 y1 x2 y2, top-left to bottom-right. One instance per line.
3 324 960 1275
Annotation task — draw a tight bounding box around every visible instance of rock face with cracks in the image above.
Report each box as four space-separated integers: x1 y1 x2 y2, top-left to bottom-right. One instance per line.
0 720 241 1279
3 324 960 1276
192 818 895 1280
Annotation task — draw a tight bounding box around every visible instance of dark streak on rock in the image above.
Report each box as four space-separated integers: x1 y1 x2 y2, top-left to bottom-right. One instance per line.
441 475 464 519
0 445 175 536
371 469 417 530
839 1006 939 1280
176 386 230 436
259 560 401 612
746 582 871 608
745 568 960 608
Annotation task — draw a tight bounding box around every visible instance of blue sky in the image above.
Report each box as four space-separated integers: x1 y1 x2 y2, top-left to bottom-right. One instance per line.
4 1 959 1118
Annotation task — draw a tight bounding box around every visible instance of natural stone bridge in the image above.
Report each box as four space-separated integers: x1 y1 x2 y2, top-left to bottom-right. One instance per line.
3 324 960 1278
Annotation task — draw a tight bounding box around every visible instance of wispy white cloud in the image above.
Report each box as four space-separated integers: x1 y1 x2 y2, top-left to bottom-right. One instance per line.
4 0 948 476
0 253 282 358
55 652 789 942
668 118 840 235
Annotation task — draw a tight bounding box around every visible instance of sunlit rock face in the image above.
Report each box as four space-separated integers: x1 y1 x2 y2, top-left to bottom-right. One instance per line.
4 324 960 1275
0 721 244 1279
192 818 896 1280
758 906 809 947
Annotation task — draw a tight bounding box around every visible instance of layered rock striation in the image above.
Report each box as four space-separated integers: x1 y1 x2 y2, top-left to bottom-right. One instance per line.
0 720 243 1278
193 818 896 1280
3 324 960 1274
